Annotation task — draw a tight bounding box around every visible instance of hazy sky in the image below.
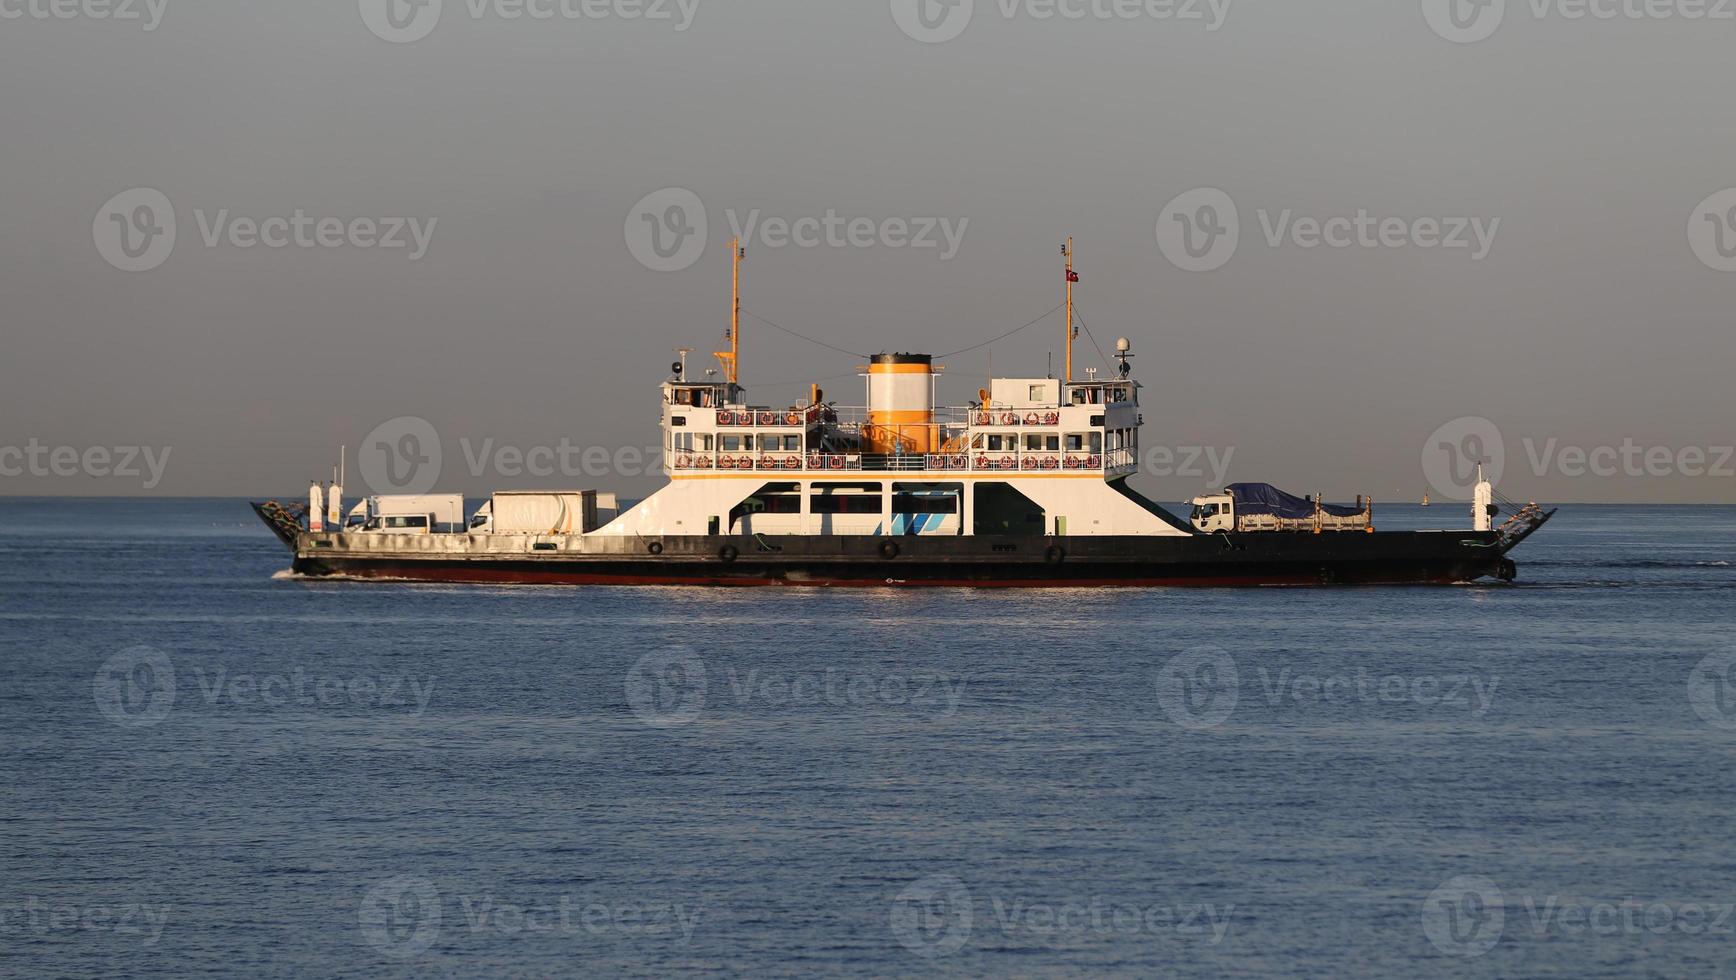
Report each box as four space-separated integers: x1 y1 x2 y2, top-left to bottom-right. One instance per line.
3 0 1734 503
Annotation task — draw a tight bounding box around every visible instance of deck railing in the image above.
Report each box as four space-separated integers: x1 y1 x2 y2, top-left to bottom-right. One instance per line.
669 450 1138 475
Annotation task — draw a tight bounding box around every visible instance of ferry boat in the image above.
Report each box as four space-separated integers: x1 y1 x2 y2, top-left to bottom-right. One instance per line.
254 241 1553 586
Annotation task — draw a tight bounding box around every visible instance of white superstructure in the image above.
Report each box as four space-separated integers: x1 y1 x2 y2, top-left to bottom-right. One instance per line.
596 239 1192 540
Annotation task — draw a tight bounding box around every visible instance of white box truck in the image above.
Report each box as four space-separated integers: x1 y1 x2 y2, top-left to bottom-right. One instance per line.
468 491 598 535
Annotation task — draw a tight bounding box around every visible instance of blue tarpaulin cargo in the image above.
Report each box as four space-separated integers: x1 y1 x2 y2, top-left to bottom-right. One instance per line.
1226 483 1364 519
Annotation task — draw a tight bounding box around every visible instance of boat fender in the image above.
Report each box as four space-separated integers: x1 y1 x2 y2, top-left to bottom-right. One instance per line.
648 541 664 556
879 540 900 560
719 544 739 563
1045 545 1066 564
1497 558 1517 582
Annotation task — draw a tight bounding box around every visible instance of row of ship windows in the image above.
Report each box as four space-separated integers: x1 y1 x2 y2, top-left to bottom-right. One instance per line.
671 431 1138 452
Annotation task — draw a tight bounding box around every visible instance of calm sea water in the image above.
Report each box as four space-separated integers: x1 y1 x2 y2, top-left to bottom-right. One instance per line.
2 498 1734 978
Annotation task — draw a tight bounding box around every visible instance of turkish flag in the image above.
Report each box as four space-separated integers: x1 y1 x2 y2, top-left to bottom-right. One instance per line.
1066 270 1080 283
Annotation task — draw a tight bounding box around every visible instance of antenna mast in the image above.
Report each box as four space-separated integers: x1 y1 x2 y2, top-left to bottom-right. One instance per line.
715 237 746 385
1063 237 1077 383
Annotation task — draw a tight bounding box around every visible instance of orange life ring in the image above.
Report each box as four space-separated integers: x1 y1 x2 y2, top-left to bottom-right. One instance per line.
1087 455 1101 468
830 456 845 470
719 457 735 470
676 455 693 469
1064 456 1081 470
697 456 713 469
1002 413 1018 425
757 412 776 426
1024 413 1040 426
1042 457 1059 470
1044 412 1060 425
1022 457 1039 470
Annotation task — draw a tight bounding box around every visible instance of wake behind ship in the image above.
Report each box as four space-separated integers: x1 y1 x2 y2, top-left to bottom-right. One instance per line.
254 240 1553 587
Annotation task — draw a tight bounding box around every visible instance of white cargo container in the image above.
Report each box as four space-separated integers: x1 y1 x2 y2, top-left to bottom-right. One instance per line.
468 491 598 535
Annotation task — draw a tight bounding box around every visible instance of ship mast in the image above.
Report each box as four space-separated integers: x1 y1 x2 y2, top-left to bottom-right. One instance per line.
1063 237 1076 383
715 237 746 385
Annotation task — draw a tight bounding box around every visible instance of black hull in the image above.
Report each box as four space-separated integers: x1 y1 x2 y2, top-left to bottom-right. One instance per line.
286 530 1517 587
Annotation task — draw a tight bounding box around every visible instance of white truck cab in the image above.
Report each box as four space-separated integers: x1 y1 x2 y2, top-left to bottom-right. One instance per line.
1189 493 1236 533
